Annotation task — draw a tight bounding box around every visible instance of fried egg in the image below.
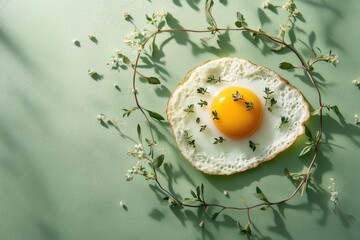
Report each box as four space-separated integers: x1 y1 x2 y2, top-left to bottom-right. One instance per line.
167 57 310 175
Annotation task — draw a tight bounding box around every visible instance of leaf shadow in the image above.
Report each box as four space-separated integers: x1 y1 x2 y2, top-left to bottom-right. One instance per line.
188 30 236 57
267 209 294 240
301 0 345 52
90 72 104 81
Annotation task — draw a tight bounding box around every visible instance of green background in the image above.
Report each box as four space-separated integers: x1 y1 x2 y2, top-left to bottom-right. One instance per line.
1 0 360 239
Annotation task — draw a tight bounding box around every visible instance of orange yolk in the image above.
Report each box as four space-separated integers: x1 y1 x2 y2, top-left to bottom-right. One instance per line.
210 86 263 139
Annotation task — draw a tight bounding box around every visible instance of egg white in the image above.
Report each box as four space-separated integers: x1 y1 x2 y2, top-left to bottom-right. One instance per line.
167 58 310 175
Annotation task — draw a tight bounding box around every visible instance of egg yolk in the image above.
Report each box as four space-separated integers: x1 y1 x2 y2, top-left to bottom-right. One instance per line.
210 86 263 139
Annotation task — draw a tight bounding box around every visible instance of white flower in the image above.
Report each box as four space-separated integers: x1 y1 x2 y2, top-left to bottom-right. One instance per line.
283 0 293 10
154 10 168 19
283 0 299 17
352 78 360 86
327 53 339 66
88 69 96 76
131 88 138 95
127 144 146 160
122 11 131 19
125 174 133 181
278 24 286 38
123 31 142 51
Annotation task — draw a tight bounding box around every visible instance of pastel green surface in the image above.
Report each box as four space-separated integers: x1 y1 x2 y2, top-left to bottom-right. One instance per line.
1 0 360 239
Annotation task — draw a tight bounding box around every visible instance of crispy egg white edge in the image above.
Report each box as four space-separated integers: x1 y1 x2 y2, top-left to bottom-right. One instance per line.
167 57 310 175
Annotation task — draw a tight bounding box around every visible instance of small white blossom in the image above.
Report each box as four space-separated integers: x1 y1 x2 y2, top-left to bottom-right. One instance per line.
123 31 143 51
127 144 146 160
352 78 360 86
328 177 338 204
278 24 286 38
122 11 131 20
154 10 168 19
262 0 273 9
131 88 139 95
327 53 339 66
283 0 293 10
355 114 360 125
97 114 106 122
88 69 96 76
107 57 121 67
125 173 133 181
283 0 299 17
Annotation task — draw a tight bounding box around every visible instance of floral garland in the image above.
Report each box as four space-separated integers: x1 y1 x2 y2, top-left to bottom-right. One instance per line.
91 0 348 237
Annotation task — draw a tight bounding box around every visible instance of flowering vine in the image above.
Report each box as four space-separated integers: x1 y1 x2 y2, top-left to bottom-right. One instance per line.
96 0 343 237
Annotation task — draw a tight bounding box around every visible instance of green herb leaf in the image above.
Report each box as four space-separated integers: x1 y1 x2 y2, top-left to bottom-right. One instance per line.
196 185 201 200
205 0 217 31
254 186 269 202
235 12 247 28
122 107 138 117
200 183 205 201
299 144 313 157
304 125 313 140
153 154 165 168
214 136 226 144
212 110 220 120
245 101 254 111
279 62 296 70
146 109 165 121
190 190 197 199
114 84 121 92
147 76 161 85
238 222 252 236
249 140 258 151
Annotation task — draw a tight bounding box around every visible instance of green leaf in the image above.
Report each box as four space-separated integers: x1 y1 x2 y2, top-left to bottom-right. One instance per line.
311 107 321 116
146 110 165 121
147 76 161 85
299 145 313 157
190 190 197 199
304 125 313 140
145 14 152 22
205 0 217 30
114 84 121 92
235 21 243 28
153 154 164 168
254 186 268 202
279 62 296 70
237 222 251 236
235 12 247 28
196 185 201 199
122 55 132 67
200 183 205 201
